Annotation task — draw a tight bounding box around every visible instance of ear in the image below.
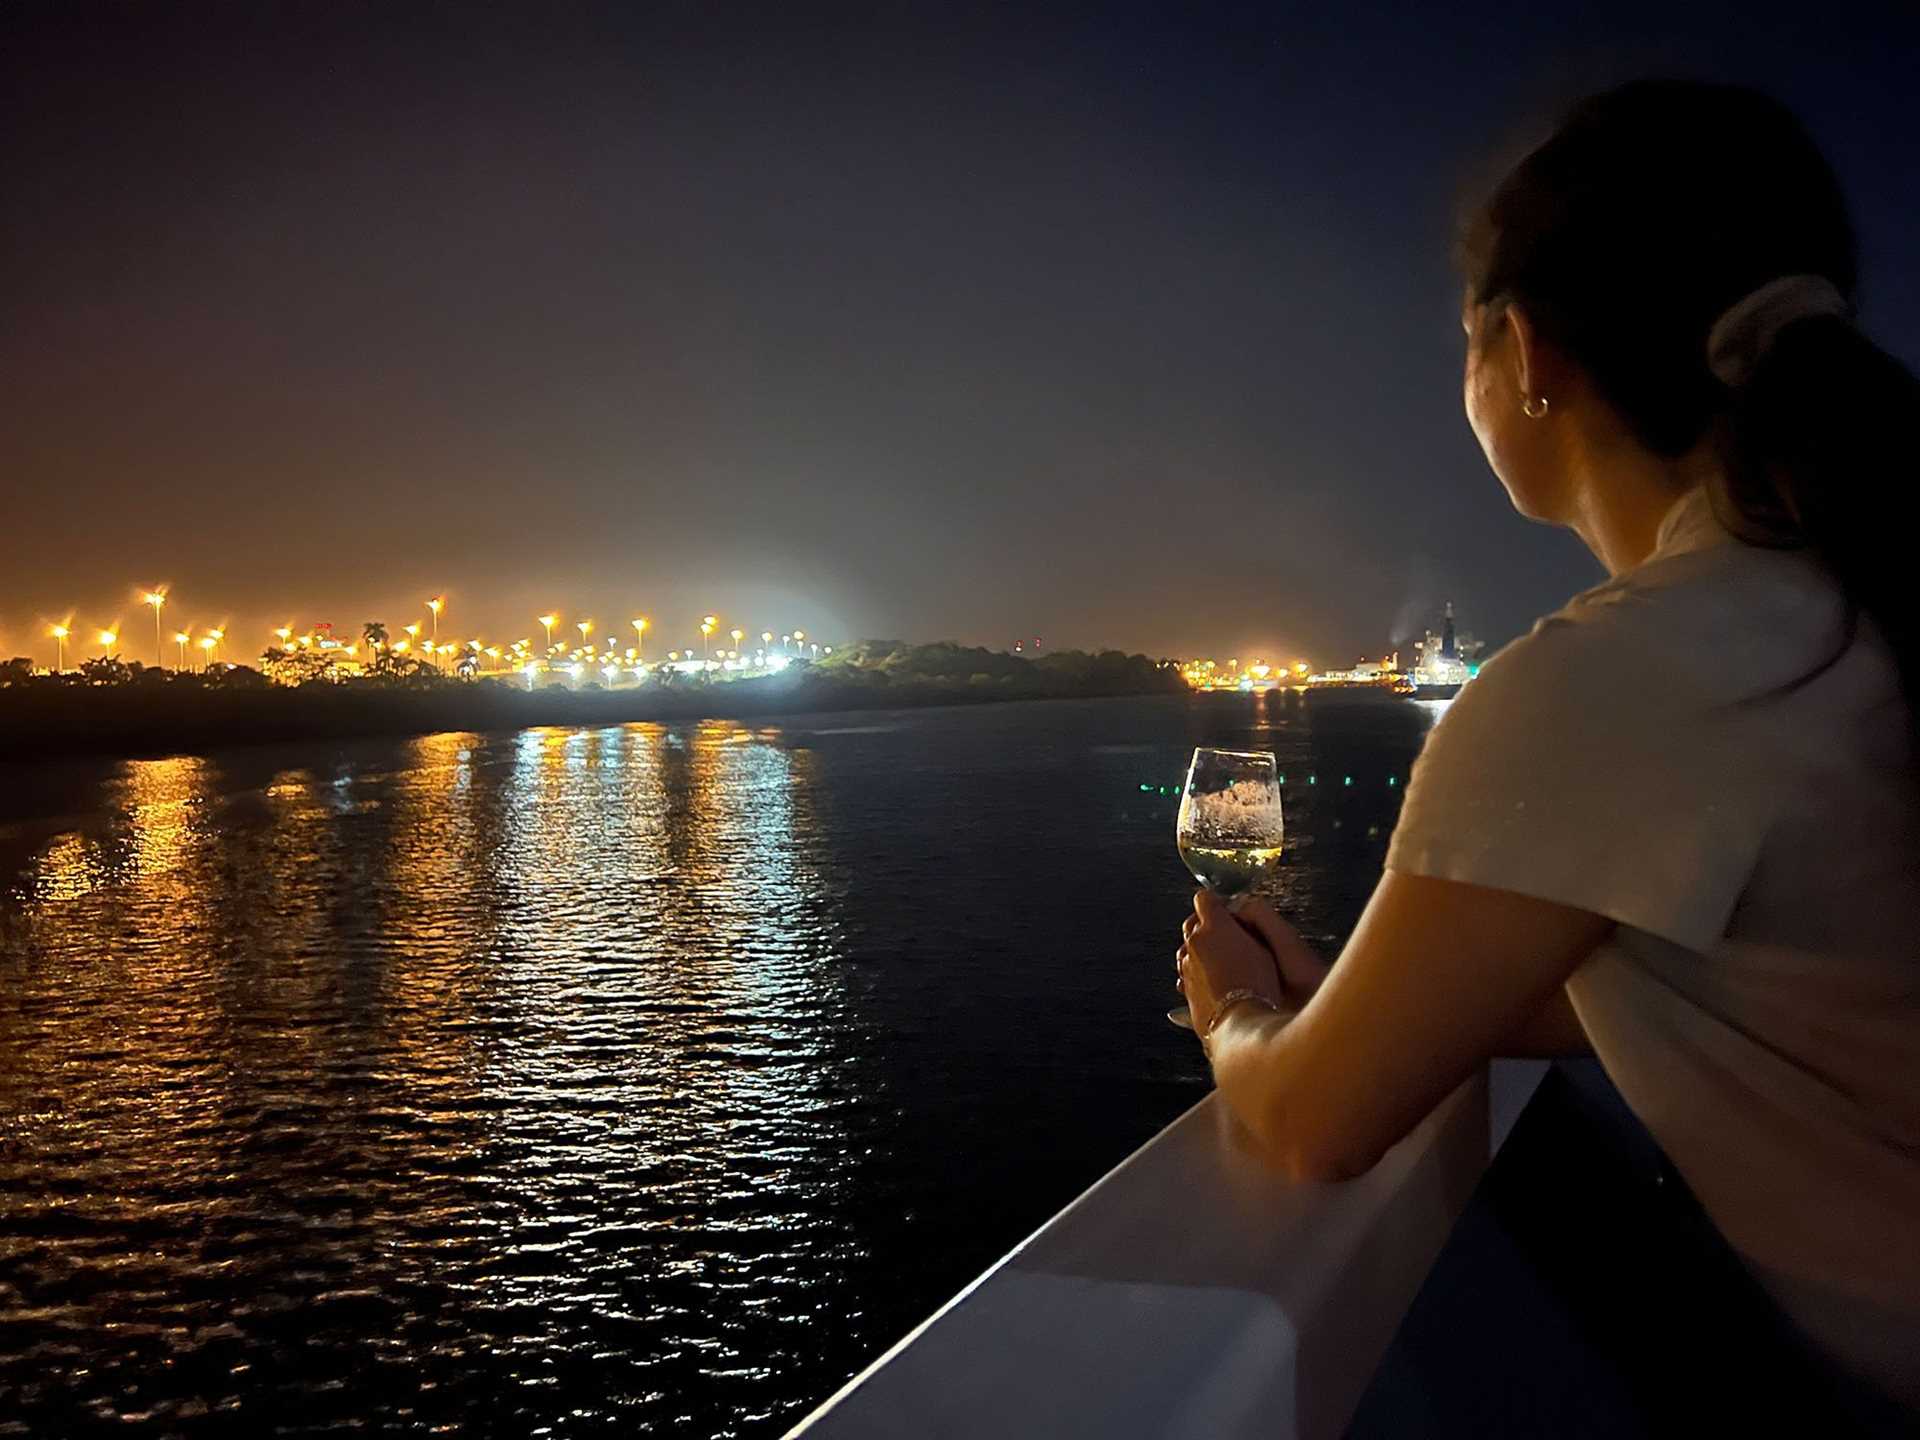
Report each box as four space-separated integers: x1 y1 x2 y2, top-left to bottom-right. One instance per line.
1506 302 1540 402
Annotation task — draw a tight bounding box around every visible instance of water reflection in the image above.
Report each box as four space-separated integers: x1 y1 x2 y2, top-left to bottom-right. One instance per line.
0 696 1425 1437
0 723 866 1436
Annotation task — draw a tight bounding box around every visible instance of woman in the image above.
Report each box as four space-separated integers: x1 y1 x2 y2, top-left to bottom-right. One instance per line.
1175 79 1918 1420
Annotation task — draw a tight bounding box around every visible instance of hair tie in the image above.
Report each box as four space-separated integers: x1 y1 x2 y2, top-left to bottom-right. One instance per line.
1706 274 1852 388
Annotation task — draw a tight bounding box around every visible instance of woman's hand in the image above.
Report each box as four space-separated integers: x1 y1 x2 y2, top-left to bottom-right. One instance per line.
1177 891 1331 1037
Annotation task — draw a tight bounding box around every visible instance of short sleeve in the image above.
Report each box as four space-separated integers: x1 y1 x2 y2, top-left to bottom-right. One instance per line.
1384 610 1771 952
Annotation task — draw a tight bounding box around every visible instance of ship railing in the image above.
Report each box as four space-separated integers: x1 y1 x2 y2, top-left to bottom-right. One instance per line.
786 1059 1547 1440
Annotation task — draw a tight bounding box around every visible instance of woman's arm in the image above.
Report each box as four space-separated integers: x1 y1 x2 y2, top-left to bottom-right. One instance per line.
1182 894 1594 1061
1499 985 1592 1059
1181 871 1612 1182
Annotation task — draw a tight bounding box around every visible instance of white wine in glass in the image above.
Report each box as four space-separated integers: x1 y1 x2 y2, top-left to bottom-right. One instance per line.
1170 747 1284 1029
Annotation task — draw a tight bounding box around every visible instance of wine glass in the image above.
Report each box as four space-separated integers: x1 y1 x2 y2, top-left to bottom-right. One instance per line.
1170 747 1284 1029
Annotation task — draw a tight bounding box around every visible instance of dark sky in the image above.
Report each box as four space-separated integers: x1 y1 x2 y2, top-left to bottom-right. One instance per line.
5 1 1917 668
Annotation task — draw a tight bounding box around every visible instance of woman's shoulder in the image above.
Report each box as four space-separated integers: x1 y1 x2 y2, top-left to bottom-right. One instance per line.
1480 538 1848 712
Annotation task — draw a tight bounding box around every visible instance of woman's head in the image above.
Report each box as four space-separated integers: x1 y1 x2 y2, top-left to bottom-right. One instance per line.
1459 79 1854 517
1459 79 1920 741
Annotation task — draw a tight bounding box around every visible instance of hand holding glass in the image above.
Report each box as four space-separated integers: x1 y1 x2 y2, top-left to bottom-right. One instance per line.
1171 747 1285 1029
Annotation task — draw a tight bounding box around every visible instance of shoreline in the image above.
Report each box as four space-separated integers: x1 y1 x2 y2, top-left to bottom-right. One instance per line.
0 673 1191 765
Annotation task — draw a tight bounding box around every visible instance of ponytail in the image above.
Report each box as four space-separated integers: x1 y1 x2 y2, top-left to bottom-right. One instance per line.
1718 315 1920 745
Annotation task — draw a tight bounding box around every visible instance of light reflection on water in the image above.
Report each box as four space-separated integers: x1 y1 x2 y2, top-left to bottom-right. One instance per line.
0 697 1431 1436
1 722 875 1436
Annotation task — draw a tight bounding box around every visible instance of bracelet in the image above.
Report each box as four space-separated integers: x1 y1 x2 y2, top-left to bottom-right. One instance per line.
1205 988 1284 1039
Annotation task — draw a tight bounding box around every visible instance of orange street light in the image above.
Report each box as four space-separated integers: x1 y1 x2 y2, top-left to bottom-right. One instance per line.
50 623 70 672
142 590 167 667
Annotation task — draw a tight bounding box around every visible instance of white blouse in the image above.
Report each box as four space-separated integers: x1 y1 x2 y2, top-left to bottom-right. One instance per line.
1386 487 1920 1410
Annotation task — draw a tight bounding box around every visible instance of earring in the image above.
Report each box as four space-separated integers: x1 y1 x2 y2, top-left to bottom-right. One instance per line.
1521 394 1550 419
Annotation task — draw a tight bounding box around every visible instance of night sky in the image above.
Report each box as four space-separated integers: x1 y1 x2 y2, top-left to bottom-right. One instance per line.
5 1 1916 668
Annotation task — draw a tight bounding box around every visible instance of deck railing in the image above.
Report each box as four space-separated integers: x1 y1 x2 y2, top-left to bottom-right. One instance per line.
789 1060 1547 1440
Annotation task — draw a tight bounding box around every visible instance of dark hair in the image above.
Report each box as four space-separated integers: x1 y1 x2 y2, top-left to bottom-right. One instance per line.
1459 79 1919 744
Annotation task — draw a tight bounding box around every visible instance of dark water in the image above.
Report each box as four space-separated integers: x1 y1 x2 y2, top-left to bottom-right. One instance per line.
0 692 1434 1437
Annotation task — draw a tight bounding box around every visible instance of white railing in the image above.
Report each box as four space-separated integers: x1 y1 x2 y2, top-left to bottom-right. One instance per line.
789 1061 1547 1440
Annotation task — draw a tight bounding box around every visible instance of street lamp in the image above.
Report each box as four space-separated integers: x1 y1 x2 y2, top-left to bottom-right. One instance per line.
198 636 216 669
730 629 744 658
97 628 118 657
427 596 443 644
50 623 69 673
539 614 557 650
701 615 716 661
207 628 224 665
173 631 190 669
577 620 593 646
143 590 166 667
631 617 648 661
